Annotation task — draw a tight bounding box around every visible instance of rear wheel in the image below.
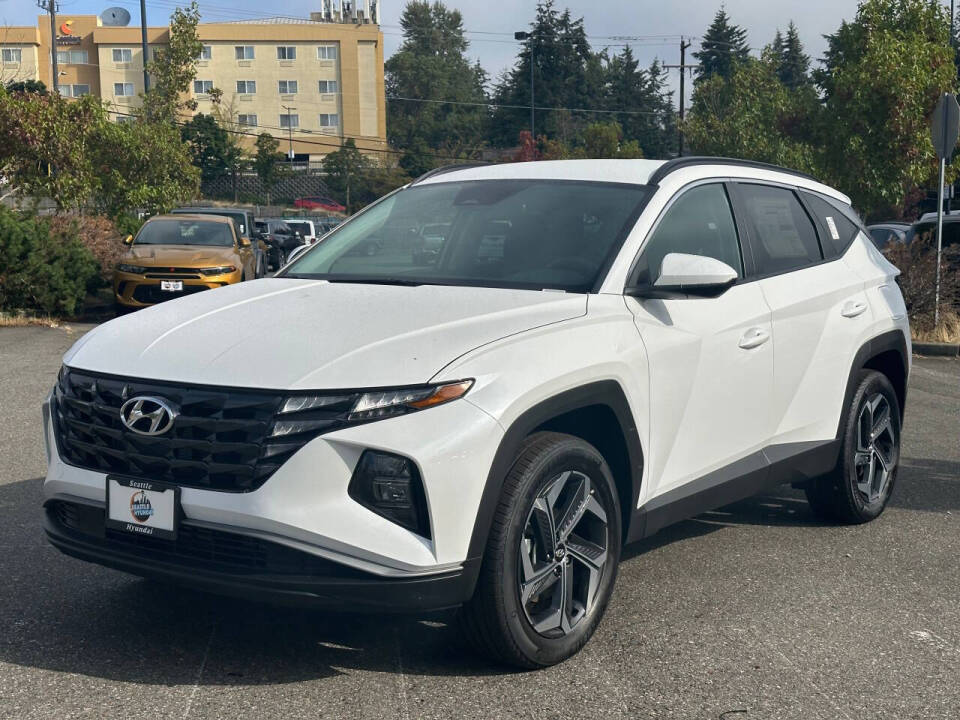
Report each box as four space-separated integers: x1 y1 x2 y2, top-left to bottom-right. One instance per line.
806 370 901 523
458 432 621 668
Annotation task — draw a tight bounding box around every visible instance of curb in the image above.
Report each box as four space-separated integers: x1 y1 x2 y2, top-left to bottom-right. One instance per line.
912 341 960 357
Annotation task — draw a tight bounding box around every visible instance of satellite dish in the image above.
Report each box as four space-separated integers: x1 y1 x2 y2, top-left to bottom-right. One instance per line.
101 7 131 26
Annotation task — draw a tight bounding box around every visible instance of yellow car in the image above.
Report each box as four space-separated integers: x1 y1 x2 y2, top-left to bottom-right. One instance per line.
113 214 257 311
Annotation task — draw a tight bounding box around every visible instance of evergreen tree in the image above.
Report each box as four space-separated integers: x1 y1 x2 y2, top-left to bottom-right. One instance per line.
604 48 676 158
776 22 811 88
694 9 750 81
385 1 488 176
180 113 241 185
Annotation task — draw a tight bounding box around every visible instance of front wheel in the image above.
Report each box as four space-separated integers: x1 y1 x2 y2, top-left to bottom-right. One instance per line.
458 432 621 668
806 370 901 523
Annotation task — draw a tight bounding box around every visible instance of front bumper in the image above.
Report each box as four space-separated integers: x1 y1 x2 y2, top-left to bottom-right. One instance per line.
44 497 476 611
43 390 503 602
113 270 241 308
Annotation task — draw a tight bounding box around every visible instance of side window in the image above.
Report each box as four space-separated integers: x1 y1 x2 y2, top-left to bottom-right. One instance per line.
739 184 822 275
801 192 858 257
868 228 892 250
633 183 742 286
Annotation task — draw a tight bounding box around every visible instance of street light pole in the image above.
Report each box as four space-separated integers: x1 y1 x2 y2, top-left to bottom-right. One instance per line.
140 0 150 92
37 0 58 93
282 104 296 162
514 31 534 139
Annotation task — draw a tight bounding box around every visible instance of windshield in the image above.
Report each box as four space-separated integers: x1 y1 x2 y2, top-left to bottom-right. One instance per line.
135 219 234 247
172 209 247 237
282 180 651 291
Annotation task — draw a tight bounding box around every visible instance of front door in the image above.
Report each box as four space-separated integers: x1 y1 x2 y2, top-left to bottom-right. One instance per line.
624 182 775 502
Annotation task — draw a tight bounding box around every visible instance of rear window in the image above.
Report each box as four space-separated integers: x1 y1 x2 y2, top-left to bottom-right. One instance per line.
738 184 822 275
800 192 858 257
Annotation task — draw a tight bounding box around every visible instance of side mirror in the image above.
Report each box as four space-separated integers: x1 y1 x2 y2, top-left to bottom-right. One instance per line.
239 237 251 247
626 253 738 298
122 234 133 246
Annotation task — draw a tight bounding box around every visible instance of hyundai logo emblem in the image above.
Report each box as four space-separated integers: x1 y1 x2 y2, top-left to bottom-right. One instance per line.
119 396 178 436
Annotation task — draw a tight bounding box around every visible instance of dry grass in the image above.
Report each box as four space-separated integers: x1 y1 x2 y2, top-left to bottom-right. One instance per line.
912 309 960 344
0 311 63 328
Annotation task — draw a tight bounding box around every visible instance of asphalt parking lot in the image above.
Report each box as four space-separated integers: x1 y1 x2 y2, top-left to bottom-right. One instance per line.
1 324 958 720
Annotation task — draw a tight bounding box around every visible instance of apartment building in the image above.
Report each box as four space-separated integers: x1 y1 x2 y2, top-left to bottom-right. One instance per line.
4 4 385 161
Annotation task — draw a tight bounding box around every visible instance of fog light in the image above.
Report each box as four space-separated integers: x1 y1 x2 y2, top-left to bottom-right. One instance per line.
348 450 430 538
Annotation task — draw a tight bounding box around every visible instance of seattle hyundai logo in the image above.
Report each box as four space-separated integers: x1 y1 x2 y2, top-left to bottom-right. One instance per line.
119 396 178 436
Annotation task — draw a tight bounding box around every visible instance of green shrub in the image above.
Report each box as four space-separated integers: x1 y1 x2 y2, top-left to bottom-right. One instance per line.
0 208 100 316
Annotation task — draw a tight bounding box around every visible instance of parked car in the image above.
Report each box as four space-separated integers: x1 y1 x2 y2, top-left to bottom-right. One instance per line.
905 213 960 251
282 219 318 244
314 216 343 236
171 206 267 278
45 158 909 668
866 222 910 251
294 196 346 213
255 218 304 269
112 214 256 311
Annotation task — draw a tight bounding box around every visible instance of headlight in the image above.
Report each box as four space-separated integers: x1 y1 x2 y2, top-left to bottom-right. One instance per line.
116 263 146 274
198 265 237 276
269 380 473 438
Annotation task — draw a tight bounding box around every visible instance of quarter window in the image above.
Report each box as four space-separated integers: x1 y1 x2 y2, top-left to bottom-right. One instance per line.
112 48 133 63
277 46 297 60
738 184 822 274
633 183 743 286
235 45 255 60
800 192 859 258
278 80 298 94
236 80 256 94
317 45 338 60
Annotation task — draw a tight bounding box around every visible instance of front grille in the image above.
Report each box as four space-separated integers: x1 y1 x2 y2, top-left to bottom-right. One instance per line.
52 368 359 492
132 284 209 304
49 501 364 578
144 273 202 280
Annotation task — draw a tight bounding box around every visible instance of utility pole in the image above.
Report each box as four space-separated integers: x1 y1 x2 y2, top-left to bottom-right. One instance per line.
140 0 150 92
664 37 694 157
38 0 58 93
514 31 534 139
282 104 296 162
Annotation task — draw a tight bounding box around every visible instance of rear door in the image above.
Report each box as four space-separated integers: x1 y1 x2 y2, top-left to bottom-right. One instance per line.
625 182 774 500
733 183 872 448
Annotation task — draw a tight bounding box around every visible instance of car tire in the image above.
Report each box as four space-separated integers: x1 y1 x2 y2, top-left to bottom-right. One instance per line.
457 432 621 668
805 370 901 524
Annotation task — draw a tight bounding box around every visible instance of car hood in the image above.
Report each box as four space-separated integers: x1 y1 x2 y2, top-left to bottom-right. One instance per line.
124 244 237 266
65 279 586 389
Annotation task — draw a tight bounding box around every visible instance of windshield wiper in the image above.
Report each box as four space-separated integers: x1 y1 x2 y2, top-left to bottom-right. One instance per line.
280 274 429 286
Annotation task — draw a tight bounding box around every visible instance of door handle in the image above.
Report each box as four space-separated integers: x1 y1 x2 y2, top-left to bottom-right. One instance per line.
738 327 770 349
841 300 868 318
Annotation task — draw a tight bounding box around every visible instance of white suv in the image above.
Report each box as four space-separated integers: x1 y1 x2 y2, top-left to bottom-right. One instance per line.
42 158 910 667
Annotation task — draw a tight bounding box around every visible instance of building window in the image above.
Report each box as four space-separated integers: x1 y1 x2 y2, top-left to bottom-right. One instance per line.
1 48 22 63
61 84 90 97
317 80 338 94
278 80 298 94
114 82 135 97
277 46 297 60
317 45 338 60
279 114 299 129
198 45 212 60
236 80 256 94
318 113 339 128
238 114 258 127
112 48 133 63
115 115 134 124
235 45 255 60
57 49 88 64
193 80 214 95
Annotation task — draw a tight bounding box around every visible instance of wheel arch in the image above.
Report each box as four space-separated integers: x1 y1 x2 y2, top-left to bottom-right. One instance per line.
465 381 644 565
840 329 909 436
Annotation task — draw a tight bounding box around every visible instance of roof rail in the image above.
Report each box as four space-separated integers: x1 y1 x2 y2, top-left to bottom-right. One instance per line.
410 163 487 185
648 156 818 186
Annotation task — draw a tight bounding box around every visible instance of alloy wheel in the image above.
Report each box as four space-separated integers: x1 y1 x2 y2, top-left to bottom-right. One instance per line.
854 392 897 504
517 470 610 638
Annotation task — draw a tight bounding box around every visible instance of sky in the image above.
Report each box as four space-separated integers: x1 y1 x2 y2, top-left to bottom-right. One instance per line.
2 0 871 105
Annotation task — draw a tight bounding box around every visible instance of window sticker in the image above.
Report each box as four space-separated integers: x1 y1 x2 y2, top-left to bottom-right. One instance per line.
825 216 840 241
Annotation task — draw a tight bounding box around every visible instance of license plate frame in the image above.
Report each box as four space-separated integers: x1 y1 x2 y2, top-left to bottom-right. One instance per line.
105 476 181 541
160 280 183 292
